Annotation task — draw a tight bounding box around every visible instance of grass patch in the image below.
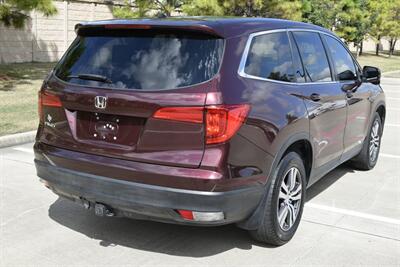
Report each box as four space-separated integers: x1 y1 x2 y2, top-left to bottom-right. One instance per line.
356 52 400 76
0 62 55 136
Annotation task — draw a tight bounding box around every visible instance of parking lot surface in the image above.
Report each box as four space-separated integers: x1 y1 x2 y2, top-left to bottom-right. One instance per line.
1 78 399 267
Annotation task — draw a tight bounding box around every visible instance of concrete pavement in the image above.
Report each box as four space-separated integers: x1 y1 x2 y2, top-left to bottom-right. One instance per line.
0 78 399 266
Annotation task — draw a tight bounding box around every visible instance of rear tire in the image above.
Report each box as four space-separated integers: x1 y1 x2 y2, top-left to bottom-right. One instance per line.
349 113 382 170
249 152 306 246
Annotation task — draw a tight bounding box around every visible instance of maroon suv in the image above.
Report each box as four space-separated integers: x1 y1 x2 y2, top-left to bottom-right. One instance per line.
34 18 385 245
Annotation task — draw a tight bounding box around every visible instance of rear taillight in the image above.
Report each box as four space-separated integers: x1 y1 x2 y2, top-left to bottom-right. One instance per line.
205 105 250 144
153 107 204 123
38 91 62 121
153 104 250 144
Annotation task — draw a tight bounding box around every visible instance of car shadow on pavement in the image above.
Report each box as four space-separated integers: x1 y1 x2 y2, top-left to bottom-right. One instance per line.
306 163 356 201
47 163 356 257
48 197 272 257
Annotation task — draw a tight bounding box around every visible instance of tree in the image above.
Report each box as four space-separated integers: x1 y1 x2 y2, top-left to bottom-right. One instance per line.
182 0 302 20
386 0 400 56
0 0 57 28
182 0 264 17
335 0 371 57
113 0 183 18
368 0 392 56
302 0 338 30
263 0 302 21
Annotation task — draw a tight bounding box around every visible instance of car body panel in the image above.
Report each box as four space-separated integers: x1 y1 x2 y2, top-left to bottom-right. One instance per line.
34 18 385 227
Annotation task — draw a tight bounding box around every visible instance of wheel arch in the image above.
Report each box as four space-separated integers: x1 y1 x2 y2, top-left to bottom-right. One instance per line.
237 132 313 230
376 103 386 125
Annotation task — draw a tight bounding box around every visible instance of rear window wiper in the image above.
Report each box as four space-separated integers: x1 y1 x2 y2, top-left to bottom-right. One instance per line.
67 74 112 84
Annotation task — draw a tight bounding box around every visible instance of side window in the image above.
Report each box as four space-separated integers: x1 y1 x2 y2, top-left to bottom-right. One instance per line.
244 32 296 82
292 32 332 82
325 35 357 81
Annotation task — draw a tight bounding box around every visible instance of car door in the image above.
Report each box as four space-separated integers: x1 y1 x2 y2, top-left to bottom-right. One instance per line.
323 35 372 156
291 31 347 180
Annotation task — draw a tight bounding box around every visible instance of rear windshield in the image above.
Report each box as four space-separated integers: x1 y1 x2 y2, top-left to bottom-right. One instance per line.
55 30 224 90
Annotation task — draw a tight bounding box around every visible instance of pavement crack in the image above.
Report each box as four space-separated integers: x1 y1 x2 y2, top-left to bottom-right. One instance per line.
0 204 47 227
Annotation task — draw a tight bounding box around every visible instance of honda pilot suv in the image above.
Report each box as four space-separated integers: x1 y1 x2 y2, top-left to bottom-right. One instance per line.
34 18 385 245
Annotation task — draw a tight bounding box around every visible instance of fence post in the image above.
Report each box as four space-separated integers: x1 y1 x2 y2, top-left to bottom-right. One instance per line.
63 1 68 52
91 3 95 21
31 11 37 62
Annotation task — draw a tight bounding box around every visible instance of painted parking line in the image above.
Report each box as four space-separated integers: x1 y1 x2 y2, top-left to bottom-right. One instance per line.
380 153 400 159
387 108 400 112
386 123 400 127
387 97 400 101
305 203 400 225
12 147 34 154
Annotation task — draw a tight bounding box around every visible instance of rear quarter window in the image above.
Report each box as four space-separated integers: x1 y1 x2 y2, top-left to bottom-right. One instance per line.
244 32 296 82
55 30 224 90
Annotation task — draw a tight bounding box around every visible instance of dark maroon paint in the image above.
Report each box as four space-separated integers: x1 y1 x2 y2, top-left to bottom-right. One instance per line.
34 18 386 226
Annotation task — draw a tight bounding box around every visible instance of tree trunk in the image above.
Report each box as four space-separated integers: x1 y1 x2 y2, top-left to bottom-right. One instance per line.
359 41 363 56
376 36 381 56
389 39 393 57
390 38 397 56
355 44 360 59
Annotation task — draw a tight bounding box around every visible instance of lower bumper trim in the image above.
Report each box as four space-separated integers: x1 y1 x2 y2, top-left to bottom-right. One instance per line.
35 160 264 226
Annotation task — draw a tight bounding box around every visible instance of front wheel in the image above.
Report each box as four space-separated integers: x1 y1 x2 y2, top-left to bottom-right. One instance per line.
249 152 306 246
349 113 382 170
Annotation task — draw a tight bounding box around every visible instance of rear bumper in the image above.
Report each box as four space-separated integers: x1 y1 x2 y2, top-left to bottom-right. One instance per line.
35 160 264 225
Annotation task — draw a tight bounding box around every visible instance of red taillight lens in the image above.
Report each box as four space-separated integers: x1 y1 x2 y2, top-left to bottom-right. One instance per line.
153 107 204 123
38 91 62 121
41 91 62 107
152 104 250 144
206 104 250 144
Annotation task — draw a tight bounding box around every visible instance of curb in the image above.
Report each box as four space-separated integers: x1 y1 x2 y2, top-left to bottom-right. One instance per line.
0 131 36 148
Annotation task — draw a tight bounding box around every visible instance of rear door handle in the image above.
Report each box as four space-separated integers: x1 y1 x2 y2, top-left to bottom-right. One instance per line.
310 93 321 102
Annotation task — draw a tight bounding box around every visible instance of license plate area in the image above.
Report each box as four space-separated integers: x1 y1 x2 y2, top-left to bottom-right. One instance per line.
76 111 145 146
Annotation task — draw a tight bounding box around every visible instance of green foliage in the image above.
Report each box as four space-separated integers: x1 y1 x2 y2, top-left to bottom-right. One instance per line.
181 0 224 16
113 0 182 18
182 0 301 19
0 0 57 28
107 0 400 55
302 0 338 29
335 0 371 48
263 0 303 21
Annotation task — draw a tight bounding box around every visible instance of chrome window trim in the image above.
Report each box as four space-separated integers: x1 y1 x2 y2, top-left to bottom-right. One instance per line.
237 28 340 85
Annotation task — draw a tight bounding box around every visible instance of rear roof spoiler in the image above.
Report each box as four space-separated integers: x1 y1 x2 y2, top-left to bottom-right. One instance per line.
75 23 223 38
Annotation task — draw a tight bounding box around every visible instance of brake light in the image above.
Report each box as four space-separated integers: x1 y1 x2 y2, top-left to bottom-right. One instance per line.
153 107 203 123
206 105 250 144
153 104 250 144
38 91 62 121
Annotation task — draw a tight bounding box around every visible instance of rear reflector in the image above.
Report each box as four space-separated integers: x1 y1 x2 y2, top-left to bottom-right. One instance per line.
153 104 250 144
177 210 194 220
177 210 224 222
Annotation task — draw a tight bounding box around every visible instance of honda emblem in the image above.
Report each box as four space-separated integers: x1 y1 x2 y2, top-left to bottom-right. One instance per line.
94 96 107 109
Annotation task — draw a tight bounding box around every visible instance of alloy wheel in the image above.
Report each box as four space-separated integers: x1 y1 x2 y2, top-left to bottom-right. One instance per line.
277 167 302 231
369 120 380 163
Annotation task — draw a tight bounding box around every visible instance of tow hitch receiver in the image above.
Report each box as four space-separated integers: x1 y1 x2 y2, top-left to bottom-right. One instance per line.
94 203 115 217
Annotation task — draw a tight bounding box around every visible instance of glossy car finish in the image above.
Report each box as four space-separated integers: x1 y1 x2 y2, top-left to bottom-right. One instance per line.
34 17 385 228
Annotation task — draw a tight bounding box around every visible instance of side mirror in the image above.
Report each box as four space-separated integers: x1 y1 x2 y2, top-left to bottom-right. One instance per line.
362 66 381 85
